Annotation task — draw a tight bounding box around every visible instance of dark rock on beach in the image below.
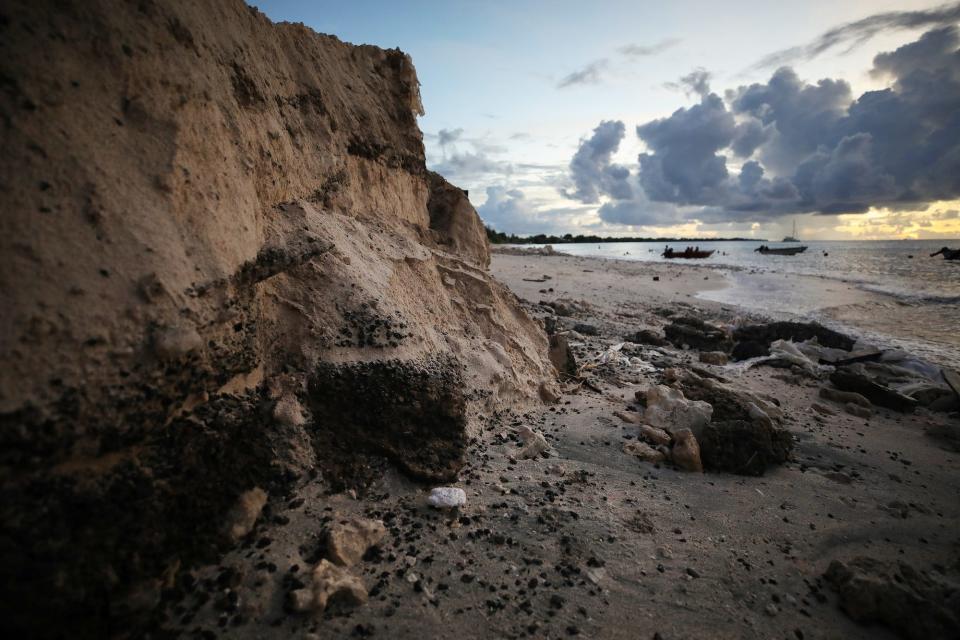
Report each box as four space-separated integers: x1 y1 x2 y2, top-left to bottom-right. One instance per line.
825 557 960 640
664 317 733 352
699 420 793 476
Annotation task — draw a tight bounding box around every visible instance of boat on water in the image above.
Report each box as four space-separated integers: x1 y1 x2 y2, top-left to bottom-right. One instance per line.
782 219 800 242
662 247 715 259
755 245 807 256
930 247 960 260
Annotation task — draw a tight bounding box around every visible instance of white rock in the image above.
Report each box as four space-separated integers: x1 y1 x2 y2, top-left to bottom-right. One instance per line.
427 487 466 509
643 385 712 438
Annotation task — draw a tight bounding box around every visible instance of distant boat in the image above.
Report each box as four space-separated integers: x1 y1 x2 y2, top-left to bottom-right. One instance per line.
930 246 960 260
782 219 800 242
755 245 807 256
663 247 715 259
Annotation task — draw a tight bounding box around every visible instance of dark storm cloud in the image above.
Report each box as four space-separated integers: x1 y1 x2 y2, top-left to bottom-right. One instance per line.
564 120 633 203
596 25 960 224
750 1 960 71
557 59 608 88
618 38 680 58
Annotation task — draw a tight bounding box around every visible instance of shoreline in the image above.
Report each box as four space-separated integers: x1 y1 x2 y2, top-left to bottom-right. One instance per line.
491 250 960 371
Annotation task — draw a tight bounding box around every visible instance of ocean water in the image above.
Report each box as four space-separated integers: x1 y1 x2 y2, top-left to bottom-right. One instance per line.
516 239 960 369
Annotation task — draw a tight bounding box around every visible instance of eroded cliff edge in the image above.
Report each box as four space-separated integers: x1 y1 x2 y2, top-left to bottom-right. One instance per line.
0 1 553 634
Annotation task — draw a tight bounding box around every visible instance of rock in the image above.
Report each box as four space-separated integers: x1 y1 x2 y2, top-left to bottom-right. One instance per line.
289 559 368 614
517 426 551 459
831 367 918 412
733 321 855 352
427 487 467 509
643 385 713 439
699 351 728 365
845 403 873 419
699 420 792 476
670 369 781 426
670 429 703 472
573 323 599 336
664 317 733 352
731 340 768 361
811 402 835 416
223 487 268 543
623 329 668 347
273 393 306 427
623 441 666 463
326 518 387 566
637 424 672 447
613 410 641 424
549 333 578 380
943 368 960 400
819 386 872 408
824 557 960 640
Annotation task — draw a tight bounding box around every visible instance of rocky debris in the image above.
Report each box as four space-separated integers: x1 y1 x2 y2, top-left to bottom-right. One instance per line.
613 410 640 424
307 357 469 482
699 420 792 476
223 487 268 542
637 424 672 447
326 518 387 566
825 557 960 640
831 367 918 413
819 386 872 408
549 334 578 379
732 321 855 359
641 385 713 438
427 486 467 509
699 351 729 365
664 317 733 352
517 426 551 459
573 323 600 336
670 429 703 472
289 560 368 615
623 441 667 463
624 329 668 347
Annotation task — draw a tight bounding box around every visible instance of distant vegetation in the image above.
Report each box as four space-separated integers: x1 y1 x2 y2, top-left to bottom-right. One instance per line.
484 226 763 244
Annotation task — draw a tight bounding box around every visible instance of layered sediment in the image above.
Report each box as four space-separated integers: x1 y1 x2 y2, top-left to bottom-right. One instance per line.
0 1 552 634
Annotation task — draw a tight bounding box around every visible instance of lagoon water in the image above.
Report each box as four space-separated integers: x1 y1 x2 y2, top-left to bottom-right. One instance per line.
517 239 960 369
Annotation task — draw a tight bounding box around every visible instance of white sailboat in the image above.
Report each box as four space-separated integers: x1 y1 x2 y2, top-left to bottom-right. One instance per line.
782 219 800 243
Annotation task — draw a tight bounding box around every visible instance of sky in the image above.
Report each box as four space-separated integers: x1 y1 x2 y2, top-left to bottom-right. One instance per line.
252 1 960 240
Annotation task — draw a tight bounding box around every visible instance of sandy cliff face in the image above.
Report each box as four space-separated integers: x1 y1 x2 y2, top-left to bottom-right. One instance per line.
0 0 552 634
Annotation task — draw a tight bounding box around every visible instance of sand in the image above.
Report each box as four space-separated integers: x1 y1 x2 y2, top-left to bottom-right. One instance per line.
156 252 960 639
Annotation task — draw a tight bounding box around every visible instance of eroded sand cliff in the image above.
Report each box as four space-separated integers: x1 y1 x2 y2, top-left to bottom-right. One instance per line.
0 1 552 634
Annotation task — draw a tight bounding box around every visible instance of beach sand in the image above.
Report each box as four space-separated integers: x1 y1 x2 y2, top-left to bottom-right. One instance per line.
161 251 960 639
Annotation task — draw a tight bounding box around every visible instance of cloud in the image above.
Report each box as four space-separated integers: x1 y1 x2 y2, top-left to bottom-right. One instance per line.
563 120 633 203
618 38 680 58
437 128 464 147
663 67 712 97
750 1 960 70
613 25 960 222
557 59 608 88
476 186 595 235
